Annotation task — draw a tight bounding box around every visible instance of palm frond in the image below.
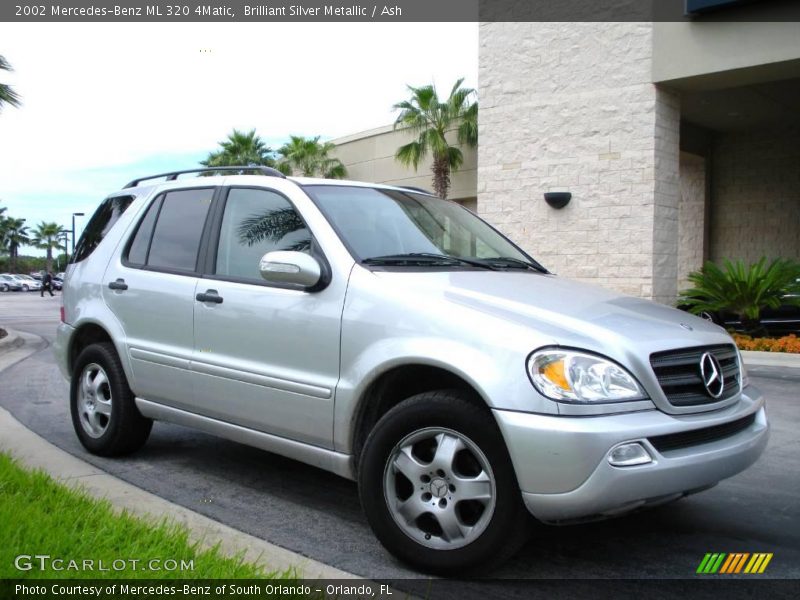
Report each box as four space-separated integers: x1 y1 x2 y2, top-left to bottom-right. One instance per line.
237 208 305 247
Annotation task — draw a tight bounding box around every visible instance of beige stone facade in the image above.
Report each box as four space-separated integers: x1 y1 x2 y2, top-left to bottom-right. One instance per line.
330 125 477 212
331 20 800 305
710 127 800 265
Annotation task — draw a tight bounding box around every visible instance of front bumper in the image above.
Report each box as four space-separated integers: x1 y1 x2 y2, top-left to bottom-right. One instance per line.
53 322 75 380
493 386 768 522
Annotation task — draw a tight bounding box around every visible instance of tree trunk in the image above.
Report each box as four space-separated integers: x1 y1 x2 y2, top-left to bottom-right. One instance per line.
10 246 17 273
46 247 53 273
431 154 451 199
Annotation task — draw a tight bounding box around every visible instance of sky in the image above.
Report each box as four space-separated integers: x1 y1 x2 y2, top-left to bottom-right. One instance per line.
0 22 478 254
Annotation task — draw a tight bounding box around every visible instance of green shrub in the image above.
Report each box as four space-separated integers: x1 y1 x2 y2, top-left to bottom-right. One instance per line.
678 258 800 334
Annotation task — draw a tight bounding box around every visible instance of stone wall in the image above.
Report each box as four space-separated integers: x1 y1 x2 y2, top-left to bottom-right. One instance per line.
710 127 800 264
478 22 681 302
678 152 707 289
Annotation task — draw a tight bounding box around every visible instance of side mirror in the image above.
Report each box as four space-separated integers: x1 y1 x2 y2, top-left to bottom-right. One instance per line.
259 251 321 288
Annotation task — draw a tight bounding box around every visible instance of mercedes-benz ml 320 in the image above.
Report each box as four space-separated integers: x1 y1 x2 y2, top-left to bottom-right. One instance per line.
55 167 768 573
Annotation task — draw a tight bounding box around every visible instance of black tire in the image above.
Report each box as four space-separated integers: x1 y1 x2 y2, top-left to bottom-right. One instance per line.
1 284 8 292
70 342 152 456
358 390 530 575
22 284 29 292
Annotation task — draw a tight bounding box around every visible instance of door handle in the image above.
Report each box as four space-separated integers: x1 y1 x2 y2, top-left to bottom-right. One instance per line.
196 290 223 304
108 278 128 291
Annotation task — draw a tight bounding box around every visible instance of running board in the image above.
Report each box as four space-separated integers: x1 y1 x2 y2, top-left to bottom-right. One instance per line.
135 398 355 480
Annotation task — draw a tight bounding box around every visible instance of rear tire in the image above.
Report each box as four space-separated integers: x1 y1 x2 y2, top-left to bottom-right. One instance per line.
358 390 530 574
70 342 152 456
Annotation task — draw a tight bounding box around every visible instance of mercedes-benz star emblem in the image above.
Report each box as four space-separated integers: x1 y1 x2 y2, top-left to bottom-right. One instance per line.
699 352 724 398
430 478 448 499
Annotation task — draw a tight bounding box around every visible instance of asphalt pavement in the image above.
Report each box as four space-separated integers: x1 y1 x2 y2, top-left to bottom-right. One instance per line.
1 292 798 598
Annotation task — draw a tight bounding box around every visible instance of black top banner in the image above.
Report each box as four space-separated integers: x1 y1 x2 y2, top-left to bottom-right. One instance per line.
3 0 800 22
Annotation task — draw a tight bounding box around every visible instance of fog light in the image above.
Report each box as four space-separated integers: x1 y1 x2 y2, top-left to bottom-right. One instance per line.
608 442 652 467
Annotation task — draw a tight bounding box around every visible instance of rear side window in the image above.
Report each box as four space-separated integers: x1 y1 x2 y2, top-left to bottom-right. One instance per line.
71 195 135 263
124 188 214 273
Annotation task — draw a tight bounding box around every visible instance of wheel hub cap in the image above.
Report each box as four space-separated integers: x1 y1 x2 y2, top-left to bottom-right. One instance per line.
383 427 497 551
429 478 448 498
77 362 112 439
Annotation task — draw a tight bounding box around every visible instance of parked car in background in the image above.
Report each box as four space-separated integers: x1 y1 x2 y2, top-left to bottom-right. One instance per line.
30 272 43 280
51 276 64 291
0 274 23 292
11 275 42 292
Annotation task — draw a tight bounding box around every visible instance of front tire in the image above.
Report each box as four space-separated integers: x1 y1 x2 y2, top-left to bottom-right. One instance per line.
22 284 29 292
358 390 530 574
70 342 152 456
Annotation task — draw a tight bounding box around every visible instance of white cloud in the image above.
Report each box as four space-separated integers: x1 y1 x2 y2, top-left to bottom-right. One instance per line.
0 22 478 251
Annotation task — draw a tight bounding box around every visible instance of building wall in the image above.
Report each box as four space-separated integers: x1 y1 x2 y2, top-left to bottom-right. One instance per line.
330 125 477 202
653 22 800 89
478 22 681 302
710 127 800 264
678 152 707 289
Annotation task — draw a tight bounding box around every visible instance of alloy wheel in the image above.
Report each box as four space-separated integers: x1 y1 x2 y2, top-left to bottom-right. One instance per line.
383 427 497 550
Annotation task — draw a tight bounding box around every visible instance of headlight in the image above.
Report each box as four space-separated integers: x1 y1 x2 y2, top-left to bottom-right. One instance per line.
527 349 647 403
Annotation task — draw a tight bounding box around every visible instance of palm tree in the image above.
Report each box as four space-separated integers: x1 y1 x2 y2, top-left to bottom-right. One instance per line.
0 55 21 112
201 129 277 169
2 217 29 272
277 136 347 179
31 222 66 273
393 78 478 199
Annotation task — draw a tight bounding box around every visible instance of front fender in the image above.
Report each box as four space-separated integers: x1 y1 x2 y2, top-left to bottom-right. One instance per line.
332 335 556 454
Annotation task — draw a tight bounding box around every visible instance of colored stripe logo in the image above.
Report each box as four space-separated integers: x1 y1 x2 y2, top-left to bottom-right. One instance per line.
697 552 773 574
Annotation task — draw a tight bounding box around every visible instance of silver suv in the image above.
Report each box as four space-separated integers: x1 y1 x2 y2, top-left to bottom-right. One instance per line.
55 167 768 573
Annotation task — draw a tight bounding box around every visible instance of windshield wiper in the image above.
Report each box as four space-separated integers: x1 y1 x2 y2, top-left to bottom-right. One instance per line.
362 253 497 270
478 256 549 273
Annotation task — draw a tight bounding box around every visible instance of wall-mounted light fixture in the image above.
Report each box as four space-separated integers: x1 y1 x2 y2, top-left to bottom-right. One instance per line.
544 191 571 209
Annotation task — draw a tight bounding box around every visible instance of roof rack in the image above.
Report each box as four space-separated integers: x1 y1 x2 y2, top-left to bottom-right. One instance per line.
123 166 286 189
399 186 434 195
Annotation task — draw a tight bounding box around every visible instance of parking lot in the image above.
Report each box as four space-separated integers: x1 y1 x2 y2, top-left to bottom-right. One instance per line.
0 291 798 594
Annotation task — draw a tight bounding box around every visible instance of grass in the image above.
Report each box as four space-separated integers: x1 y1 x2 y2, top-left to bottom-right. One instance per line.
0 452 285 579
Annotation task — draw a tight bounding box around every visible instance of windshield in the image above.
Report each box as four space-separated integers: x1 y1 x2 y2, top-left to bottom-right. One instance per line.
306 185 544 270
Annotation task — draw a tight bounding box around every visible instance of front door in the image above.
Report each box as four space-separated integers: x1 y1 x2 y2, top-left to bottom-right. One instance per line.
191 186 345 448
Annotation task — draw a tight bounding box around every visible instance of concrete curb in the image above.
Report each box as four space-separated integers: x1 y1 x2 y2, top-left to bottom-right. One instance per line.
742 350 800 369
0 327 25 353
0 331 360 581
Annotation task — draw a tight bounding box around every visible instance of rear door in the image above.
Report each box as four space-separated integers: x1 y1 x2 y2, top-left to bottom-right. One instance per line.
190 185 346 448
102 186 216 408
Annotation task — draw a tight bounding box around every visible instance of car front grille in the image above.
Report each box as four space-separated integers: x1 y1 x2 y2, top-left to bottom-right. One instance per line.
649 413 756 453
650 344 740 407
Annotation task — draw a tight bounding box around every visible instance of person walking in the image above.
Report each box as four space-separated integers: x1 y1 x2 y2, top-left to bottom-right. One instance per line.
41 271 54 297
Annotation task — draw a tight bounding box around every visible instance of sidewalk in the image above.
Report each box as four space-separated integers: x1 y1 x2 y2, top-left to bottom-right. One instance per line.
0 328 359 580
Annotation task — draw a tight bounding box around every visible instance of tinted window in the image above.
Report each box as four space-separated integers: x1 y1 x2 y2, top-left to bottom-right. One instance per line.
215 188 311 281
147 188 213 272
307 186 531 263
126 196 162 266
71 195 135 263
